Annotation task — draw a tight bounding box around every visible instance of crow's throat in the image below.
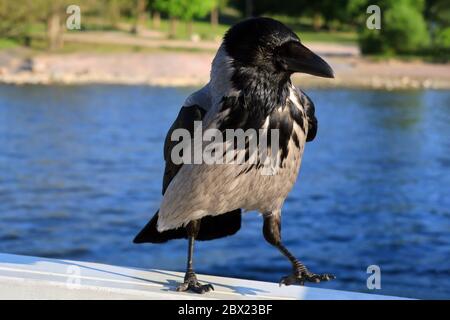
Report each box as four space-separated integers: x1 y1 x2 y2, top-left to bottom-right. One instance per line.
220 67 291 131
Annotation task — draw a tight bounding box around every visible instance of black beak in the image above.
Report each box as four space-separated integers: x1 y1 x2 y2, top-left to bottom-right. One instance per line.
275 41 334 78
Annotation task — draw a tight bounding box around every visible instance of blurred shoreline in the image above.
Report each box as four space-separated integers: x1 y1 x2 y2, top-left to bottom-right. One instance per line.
1 45 449 90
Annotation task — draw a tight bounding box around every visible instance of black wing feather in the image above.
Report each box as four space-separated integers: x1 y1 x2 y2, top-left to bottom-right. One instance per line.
298 90 318 142
162 105 206 194
134 105 242 244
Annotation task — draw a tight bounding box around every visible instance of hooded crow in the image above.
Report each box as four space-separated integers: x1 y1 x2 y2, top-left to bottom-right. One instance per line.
134 17 335 293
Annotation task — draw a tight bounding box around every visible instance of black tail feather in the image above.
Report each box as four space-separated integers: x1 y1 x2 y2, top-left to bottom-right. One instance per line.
197 209 242 241
133 209 242 244
133 210 185 243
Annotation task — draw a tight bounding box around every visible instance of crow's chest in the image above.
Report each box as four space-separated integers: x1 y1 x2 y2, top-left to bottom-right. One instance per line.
242 97 308 212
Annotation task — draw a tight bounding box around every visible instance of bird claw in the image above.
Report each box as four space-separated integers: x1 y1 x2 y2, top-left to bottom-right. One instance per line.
176 281 214 294
279 272 335 286
176 272 214 294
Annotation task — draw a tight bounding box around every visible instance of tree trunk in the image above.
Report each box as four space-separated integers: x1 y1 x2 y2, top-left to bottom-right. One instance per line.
210 7 219 27
133 0 147 34
108 0 120 29
313 12 322 31
169 17 177 38
186 20 193 38
47 12 62 50
152 11 161 29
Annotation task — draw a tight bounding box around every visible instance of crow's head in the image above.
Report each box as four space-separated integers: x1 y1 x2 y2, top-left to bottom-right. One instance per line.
222 17 334 81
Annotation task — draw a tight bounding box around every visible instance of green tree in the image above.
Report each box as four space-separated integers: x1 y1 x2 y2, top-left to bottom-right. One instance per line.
384 2 429 52
0 0 105 49
153 0 179 37
0 0 34 45
355 0 430 54
154 0 215 38
436 27 450 48
229 0 356 30
132 0 149 34
110 0 143 29
425 0 450 51
0 0 72 50
210 0 228 27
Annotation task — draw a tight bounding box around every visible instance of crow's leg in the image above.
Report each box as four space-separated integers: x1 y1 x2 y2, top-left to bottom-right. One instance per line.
176 220 214 294
263 213 335 286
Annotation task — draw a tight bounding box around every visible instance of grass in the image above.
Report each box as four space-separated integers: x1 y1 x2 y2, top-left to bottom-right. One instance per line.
0 38 19 49
271 15 358 44
58 42 213 54
149 19 230 41
146 18 357 44
0 17 358 56
26 36 213 55
298 31 357 44
28 36 148 54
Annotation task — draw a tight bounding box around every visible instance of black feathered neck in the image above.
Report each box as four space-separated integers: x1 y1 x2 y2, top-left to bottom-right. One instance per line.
231 63 291 120
218 65 292 132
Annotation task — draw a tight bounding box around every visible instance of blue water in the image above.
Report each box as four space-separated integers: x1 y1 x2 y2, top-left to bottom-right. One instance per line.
0 84 449 299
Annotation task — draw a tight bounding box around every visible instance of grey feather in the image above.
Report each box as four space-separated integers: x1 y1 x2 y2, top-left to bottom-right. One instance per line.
157 83 310 232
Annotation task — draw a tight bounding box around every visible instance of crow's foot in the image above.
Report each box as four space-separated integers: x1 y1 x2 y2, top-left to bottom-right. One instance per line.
279 270 335 286
176 271 214 294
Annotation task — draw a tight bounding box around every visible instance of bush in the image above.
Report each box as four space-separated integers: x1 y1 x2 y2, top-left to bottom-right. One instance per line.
384 3 429 52
435 27 450 49
358 1 430 55
359 28 385 54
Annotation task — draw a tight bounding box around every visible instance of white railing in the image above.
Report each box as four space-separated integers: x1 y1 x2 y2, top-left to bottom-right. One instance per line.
0 253 407 300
